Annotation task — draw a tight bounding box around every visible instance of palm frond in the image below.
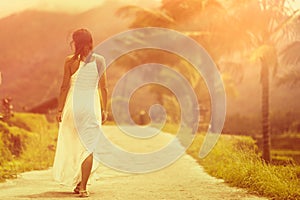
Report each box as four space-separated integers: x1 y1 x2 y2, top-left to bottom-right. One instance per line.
250 45 277 62
116 5 175 28
280 41 300 66
276 69 300 87
250 44 279 78
218 61 245 83
270 9 299 40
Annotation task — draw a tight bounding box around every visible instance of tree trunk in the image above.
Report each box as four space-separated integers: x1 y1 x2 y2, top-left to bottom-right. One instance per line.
261 59 271 163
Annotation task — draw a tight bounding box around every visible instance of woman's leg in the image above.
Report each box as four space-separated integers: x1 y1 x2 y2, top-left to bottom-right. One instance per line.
80 153 93 191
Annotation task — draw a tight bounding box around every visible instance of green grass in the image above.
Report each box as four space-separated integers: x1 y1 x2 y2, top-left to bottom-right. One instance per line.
186 133 300 200
0 113 58 181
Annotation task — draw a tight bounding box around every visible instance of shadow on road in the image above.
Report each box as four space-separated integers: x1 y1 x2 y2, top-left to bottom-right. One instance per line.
18 191 75 198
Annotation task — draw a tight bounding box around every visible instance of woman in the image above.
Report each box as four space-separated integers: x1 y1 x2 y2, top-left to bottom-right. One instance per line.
53 28 108 198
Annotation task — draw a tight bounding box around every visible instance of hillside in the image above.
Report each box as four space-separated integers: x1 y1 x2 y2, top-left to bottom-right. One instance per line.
0 0 147 111
0 0 299 120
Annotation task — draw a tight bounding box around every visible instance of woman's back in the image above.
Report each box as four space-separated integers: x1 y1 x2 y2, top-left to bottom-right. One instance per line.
71 59 99 91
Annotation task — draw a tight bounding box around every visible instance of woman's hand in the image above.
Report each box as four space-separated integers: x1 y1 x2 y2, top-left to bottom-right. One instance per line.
56 111 63 122
102 111 108 124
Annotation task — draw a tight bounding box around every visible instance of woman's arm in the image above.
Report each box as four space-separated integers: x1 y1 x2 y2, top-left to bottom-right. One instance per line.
96 56 108 123
99 73 108 112
56 57 71 122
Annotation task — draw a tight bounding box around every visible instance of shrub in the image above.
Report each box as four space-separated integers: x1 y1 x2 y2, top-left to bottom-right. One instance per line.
0 113 58 181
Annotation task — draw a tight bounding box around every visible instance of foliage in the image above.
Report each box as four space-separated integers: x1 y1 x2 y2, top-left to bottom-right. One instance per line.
0 113 58 181
187 133 300 200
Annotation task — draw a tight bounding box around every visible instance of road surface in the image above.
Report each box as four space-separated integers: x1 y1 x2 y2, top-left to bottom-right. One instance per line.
0 126 267 200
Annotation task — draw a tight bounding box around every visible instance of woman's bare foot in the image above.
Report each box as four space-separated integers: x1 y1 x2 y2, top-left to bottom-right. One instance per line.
73 182 81 194
79 190 89 198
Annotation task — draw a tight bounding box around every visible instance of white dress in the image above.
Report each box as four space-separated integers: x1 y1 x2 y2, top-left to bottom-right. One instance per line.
53 55 105 187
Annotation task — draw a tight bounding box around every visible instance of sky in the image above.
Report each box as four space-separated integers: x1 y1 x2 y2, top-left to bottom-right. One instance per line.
0 0 299 19
0 0 106 18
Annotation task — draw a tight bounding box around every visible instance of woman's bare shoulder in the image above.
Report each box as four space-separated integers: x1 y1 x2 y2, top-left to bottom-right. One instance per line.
65 55 75 63
93 53 105 63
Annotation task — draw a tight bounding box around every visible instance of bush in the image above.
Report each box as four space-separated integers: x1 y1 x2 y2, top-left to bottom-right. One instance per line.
0 113 58 181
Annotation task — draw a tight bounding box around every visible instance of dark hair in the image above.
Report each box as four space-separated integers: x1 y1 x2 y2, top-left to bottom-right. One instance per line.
71 28 93 60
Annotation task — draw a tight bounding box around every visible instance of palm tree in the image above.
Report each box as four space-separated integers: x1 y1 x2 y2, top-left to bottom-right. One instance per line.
117 0 300 162
227 0 299 162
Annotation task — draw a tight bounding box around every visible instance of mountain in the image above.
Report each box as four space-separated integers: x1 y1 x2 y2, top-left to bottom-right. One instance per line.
0 0 149 111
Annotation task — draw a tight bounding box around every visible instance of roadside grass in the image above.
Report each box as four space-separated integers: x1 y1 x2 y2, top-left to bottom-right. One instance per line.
186 133 300 200
0 113 58 181
161 124 300 199
0 116 117 182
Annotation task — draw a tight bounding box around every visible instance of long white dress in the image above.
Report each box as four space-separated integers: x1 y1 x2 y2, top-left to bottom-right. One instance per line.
53 55 105 187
